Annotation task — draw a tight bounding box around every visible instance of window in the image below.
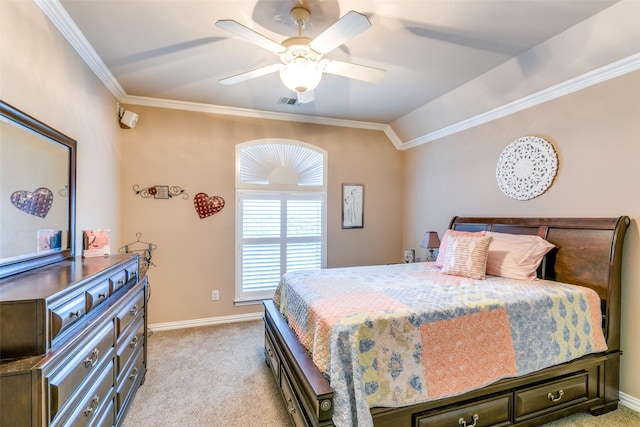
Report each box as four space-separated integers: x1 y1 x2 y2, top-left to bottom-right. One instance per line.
236 140 326 303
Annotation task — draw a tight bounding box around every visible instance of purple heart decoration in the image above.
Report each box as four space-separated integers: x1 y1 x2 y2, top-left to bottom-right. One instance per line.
10 187 54 218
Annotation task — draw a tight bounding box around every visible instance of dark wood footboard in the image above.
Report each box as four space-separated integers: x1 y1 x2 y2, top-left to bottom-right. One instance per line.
264 216 630 427
264 299 333 426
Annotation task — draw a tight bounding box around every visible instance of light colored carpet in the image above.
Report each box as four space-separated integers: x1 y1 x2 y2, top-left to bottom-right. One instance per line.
122 320 640 427
122 320 291 426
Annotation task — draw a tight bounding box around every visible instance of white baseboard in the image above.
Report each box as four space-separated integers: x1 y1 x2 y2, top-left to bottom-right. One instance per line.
148 312 263 332
620 391 640 413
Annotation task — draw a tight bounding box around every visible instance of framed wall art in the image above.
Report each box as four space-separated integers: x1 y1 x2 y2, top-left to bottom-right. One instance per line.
342 184 364 229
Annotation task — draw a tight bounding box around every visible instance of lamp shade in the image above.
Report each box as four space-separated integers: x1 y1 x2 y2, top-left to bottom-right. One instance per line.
279 60 322 93
420 231 440 249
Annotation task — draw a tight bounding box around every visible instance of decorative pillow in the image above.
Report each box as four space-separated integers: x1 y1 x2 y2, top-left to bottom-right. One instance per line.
485 231 555 280
435 229 486 267
441 234 493 280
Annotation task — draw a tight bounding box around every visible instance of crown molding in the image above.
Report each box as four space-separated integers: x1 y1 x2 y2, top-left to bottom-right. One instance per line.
35 0 127 100
37 1 639 151
121 94 395 137
397 52 640 150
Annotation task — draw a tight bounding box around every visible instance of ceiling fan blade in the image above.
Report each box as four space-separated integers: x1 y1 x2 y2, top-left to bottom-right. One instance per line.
321 60 386 83
216 19 285 54
297 89 315 104
309 11 372 55
219 64 284 85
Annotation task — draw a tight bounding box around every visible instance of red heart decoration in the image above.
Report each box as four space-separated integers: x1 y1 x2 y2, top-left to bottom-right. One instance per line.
10 187 54 218
194 193 225 219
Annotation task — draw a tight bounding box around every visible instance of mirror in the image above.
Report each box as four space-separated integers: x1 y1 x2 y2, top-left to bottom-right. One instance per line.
0 100 76 278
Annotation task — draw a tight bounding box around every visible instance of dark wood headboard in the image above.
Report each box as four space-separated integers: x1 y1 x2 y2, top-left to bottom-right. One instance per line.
449 216 630 350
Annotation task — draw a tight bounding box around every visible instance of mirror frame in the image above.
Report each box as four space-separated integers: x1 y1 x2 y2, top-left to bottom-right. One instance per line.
0 100 76 278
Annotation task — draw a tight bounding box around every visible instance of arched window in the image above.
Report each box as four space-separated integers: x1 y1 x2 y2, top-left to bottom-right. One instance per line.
235 139 327 303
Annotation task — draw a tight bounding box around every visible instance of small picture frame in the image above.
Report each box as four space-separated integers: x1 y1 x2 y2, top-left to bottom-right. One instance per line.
153 185 170 199
342 184 364 229
404 249 415 263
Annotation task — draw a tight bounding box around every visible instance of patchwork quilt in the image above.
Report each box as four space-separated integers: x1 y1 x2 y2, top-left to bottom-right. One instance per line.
273 262 607 427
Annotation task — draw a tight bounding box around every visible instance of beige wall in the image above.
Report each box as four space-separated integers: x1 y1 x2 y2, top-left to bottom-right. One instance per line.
1 0 122 254
119 106 403 325
402 70 640 401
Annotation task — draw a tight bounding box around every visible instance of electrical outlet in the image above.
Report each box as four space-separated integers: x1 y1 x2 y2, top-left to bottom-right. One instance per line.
212 290 220 301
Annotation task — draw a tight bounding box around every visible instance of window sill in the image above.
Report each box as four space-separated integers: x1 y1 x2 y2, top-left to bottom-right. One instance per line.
234 298 271 307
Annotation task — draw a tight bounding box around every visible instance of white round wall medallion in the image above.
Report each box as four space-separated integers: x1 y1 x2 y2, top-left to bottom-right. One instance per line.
496 136 558 201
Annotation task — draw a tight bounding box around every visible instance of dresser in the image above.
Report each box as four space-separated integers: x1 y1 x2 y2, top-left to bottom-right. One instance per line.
0 254 147 427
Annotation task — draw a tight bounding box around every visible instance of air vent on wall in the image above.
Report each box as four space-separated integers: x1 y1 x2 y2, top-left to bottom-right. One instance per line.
278 96 298 105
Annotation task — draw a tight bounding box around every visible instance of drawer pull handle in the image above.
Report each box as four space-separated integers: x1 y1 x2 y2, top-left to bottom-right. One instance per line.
458 414 478 427
129 367 139 382
83 348 100 368
320 399 332 412
129 304 139 316
548 390 565 402
98 292 107 299
84 395 100 417
286 397 296 414
131 271 137 279
69 310 82 318
129 335 139 348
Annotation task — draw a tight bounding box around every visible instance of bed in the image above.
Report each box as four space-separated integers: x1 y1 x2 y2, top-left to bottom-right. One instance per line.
263 216 629 427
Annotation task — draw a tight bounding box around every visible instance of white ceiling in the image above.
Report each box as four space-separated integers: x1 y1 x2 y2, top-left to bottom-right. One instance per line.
58 0 618 125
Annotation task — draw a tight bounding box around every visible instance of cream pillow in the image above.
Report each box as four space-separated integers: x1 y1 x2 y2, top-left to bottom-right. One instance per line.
435 229 486 267
485 231 555 280
441 234 493 280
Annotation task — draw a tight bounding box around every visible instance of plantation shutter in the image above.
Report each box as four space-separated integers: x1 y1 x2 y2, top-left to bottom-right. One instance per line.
237 192 325 302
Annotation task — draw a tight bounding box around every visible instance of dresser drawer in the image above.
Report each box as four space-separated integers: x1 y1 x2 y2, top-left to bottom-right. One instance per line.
415 394 512 427
281 370 307 427
515 372 588 420
55 360 114 427
85 280 110 313
109 269 127 294
48 321 115 420
50 293 87 341
116 318 145 379
115 346 145 415
91 398 114 427
265 331 280 384
125 263 139 284
115 288 144 337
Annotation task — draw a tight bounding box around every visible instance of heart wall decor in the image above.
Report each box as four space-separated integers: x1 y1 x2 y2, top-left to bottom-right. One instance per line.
193 193 225 219
10 187 54 218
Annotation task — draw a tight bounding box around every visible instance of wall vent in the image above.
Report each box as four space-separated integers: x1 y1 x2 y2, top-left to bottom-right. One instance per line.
278 96 298 105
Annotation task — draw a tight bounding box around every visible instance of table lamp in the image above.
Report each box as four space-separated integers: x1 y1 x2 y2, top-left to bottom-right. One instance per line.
420 231 441 262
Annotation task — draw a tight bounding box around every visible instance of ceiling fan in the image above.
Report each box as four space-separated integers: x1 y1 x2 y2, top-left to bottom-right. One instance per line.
215 2 386 103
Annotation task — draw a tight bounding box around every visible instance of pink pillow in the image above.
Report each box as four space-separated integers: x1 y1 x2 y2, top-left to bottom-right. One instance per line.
485 231 555 280
441 234 493 280
435 229 486 267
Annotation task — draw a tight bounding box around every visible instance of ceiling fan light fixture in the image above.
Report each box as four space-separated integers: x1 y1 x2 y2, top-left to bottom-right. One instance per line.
217 8 385 94
279 60 322 93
